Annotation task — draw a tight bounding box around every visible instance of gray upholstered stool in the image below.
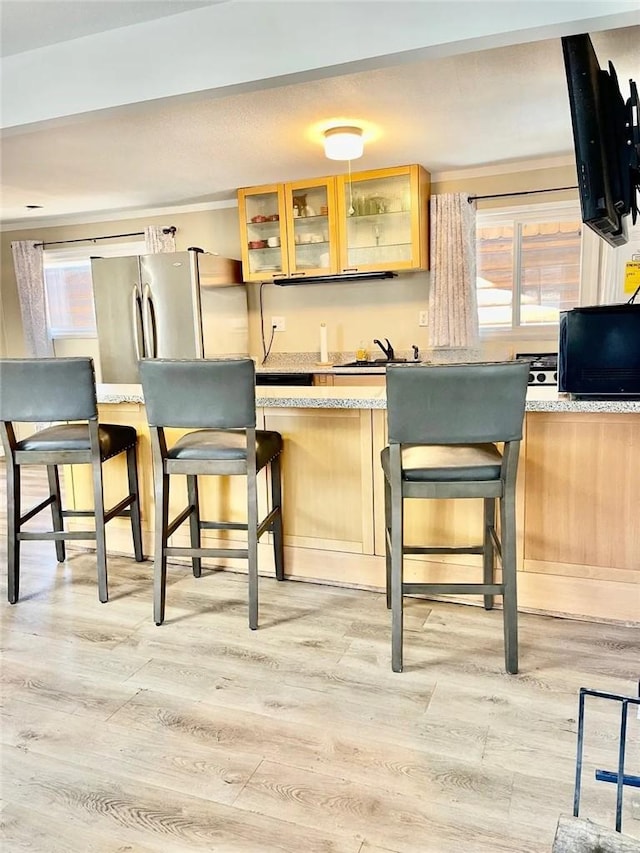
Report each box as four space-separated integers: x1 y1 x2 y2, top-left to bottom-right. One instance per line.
381 361 529 674
0 357 144 603
139 358 284 629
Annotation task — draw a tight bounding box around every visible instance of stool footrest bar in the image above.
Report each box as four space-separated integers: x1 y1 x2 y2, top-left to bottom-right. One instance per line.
165 547 249 559
19 530 96 541
402 582 504 596
20 496 55 525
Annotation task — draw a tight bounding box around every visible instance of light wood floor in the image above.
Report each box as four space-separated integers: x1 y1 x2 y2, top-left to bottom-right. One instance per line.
1 464 639 852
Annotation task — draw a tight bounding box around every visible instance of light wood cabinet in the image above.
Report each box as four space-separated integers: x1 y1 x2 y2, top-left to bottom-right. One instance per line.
237 184 288 282
336 164 430 273
238 177 338 283
238 164 430 282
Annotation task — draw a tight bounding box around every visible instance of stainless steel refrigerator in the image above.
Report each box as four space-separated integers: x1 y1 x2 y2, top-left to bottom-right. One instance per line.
91 249 248 383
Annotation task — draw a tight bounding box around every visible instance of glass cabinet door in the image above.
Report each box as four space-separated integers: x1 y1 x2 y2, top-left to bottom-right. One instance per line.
238 185 288 282
336 165 429 272
283 177 338 278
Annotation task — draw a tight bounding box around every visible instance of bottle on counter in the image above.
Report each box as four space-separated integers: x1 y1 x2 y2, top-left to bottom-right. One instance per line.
355 340 369 362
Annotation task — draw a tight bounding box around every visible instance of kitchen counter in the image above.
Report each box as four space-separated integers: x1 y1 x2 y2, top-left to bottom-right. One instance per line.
82 380 640 626
97 383 640 414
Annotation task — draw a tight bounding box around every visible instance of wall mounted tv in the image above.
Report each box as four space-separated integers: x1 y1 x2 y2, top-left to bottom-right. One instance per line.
561 33 639 247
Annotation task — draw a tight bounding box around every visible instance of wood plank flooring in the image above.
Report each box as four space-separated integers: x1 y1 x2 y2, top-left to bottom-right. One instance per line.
1 463 639 851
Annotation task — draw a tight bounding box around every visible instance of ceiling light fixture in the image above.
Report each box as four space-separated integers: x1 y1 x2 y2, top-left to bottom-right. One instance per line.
323 126 364 161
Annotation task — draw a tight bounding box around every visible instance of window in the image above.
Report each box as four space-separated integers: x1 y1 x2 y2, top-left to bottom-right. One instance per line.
43 241 145 338
476 202 582 333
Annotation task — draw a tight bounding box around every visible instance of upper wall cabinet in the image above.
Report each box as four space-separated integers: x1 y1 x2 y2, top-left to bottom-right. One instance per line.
237 184 289 282
336 164 430 273
238 164 430 282
238 177 338 283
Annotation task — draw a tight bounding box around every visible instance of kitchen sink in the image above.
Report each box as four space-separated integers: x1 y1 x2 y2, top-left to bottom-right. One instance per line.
335 359 425 368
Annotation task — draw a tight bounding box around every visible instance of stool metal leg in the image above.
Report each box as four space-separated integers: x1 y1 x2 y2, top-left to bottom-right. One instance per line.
153 468 169 626
91 454 108 604
390 447 404 673
384 476 392 610
247 466 259 630
47 465 66 563
7 459 20 604
187 474 201 578
483 497 495 611
88 422 109 604
270 455 285 581
126 446 144 563
501 489 518 674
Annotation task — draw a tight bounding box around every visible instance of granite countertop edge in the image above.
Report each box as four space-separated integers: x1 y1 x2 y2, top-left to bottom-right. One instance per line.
96 385 640 414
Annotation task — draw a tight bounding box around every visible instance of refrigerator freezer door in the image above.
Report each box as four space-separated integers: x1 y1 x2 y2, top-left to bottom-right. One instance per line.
140 252 204 360
92 255 144 384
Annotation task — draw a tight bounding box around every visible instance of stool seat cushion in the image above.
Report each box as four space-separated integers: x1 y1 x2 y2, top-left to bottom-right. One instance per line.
381 442 502 482
18 423 137 461
169 429 283 468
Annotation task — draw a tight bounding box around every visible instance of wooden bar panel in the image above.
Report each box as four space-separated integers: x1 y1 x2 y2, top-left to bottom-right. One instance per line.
524 412 640 572
262 407 374 554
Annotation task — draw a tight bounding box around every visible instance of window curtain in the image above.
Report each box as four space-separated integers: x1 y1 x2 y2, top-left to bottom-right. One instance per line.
145 226 176 253
10 240 54 358
428 193 479 349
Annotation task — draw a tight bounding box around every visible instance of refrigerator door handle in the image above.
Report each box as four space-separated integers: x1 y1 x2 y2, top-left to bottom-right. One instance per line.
132 285 145 360
142 284 158 358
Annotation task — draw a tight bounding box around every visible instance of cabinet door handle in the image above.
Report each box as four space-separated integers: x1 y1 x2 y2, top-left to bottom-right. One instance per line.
342 267 358 273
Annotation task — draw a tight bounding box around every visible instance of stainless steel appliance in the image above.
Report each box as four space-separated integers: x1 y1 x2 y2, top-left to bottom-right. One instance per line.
91 249 248 383
515 352 558 386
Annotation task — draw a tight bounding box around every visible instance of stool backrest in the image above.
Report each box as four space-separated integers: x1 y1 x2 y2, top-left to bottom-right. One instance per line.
140 358 257 429
386 361 529 445
0 357 98 422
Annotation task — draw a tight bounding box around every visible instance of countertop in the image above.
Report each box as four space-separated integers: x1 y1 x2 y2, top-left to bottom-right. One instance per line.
97 383 640 414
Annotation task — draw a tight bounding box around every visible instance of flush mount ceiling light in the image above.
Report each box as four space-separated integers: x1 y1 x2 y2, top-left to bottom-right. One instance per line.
323 126 364 161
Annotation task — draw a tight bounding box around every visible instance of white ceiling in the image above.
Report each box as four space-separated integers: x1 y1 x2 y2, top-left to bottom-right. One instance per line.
1 2 638 229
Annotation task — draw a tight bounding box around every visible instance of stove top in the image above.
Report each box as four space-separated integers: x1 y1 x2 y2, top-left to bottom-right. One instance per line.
515 352 558 386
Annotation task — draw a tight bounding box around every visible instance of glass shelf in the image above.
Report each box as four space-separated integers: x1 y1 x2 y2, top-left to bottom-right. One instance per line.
349 242 412 251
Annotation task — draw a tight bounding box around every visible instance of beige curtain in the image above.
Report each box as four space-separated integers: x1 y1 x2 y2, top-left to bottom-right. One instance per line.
145 226 176 253
428 193 478 348
11 240 54 358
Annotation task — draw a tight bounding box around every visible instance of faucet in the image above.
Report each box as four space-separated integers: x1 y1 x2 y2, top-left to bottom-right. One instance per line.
373 338 395 361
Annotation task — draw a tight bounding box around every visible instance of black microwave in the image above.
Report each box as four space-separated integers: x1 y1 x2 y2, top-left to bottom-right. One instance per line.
558 303 640 398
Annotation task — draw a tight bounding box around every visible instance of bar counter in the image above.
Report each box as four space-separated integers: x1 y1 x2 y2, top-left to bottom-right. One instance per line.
83 383 640 625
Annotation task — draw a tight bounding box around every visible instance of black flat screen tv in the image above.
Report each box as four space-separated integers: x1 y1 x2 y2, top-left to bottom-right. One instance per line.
561 33 639 247
558 303 640 398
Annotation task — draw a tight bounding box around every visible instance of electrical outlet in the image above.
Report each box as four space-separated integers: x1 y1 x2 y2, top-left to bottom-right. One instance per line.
271 316 286 332
418 310 428 327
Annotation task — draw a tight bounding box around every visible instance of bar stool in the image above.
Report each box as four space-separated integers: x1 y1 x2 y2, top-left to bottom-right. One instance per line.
0 357 144 603
139 358 284 629
381 361 529 674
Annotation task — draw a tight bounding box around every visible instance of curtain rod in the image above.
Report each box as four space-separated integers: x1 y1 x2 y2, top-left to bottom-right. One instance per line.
36 226 176 248
468 186 578 203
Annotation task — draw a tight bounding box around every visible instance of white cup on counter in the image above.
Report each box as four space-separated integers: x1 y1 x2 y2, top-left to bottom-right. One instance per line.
267 236 280 248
